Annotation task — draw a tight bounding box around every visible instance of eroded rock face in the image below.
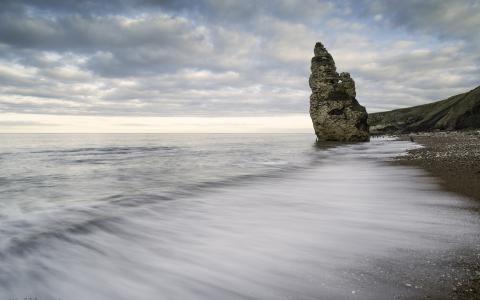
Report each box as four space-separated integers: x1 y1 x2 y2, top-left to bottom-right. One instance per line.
309 42 369 142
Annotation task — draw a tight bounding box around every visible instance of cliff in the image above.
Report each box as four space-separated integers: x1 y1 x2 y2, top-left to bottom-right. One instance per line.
369 86 480 134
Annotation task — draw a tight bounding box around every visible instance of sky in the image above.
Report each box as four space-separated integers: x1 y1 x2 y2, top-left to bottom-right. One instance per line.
0 0 479 133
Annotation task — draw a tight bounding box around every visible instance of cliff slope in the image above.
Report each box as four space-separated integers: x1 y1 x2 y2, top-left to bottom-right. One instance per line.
369 86 480 134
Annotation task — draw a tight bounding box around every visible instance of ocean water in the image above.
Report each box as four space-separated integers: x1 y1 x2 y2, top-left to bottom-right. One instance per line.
0 134 479 299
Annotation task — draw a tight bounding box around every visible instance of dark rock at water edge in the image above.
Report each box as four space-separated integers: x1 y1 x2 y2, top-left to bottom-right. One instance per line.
309 42 369 142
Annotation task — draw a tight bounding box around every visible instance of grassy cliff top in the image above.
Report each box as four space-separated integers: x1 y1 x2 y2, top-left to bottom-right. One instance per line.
369 86 480 134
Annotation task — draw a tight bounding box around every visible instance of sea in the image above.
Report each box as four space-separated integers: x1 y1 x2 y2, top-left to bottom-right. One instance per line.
0 133 479 299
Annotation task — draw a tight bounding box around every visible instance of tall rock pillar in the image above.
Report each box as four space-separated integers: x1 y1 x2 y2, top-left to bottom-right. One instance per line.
309 42 369 142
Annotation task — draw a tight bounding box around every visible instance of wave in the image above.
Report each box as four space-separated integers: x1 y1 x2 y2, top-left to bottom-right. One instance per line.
31 145 178 155
0 138 415 265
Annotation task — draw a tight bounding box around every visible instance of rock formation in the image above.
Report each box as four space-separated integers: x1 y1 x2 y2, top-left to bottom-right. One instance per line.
309 42 369 142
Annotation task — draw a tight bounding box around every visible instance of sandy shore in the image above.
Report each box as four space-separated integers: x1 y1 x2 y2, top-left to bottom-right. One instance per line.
395 130 480 299
396 130 480 202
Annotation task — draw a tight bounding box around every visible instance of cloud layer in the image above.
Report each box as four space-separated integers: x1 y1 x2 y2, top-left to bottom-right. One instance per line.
0 0 479 119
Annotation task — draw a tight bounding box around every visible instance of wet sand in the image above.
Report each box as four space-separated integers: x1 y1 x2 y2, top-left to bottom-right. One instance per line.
395 130 480 299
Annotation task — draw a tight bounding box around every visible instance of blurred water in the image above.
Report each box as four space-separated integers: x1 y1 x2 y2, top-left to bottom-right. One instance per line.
0 134 478 299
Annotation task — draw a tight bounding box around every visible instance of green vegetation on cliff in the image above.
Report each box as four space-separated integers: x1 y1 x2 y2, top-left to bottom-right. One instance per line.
369 86 480 134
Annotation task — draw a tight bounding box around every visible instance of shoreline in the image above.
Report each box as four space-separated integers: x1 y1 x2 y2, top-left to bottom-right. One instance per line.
394 130 480 202
393 130 480 299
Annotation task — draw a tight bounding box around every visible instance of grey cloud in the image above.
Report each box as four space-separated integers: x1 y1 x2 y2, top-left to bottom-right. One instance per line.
354 0 480 46
0 121 57 126
0 0 478 117
0 14 207 52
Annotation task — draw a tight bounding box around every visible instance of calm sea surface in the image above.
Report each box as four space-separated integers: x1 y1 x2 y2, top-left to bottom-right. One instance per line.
0 134 479 299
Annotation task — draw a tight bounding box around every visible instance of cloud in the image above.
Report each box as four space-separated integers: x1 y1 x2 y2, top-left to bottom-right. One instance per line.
357 0 480 45
0 120 56 126
0 0 478 124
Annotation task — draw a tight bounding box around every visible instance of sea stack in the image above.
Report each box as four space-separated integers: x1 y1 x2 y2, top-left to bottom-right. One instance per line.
309 42 369 142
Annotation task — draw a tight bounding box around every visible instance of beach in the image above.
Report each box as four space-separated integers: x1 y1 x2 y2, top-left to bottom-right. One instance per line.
397 131 480 202
395 131 480 299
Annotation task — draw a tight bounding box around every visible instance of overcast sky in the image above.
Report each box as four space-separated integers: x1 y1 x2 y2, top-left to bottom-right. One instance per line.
0 0 479 132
